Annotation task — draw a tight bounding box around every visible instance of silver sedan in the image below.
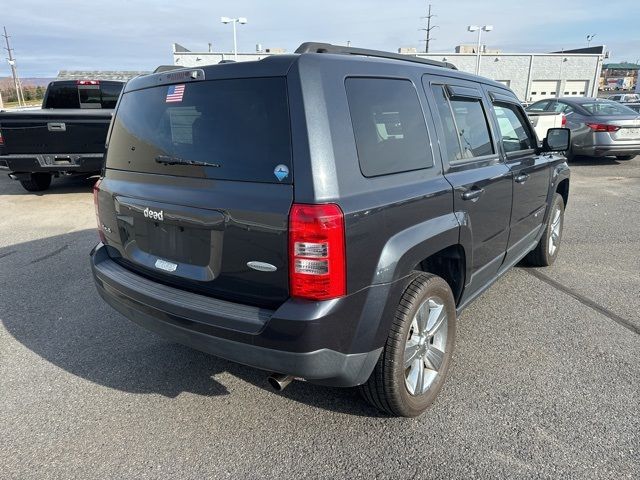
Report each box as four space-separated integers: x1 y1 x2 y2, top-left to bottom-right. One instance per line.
526 97 640 160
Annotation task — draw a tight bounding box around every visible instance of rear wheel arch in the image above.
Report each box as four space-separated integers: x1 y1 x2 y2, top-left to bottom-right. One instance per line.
414 244 466 306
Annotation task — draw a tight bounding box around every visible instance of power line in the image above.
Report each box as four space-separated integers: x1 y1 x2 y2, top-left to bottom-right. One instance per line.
419 3 438 53
3 26 26 107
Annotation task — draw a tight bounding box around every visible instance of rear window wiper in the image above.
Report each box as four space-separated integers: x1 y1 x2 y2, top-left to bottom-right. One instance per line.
155 155 221 168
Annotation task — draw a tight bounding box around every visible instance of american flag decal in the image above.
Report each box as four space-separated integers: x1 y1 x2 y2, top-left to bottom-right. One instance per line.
165 84 185 103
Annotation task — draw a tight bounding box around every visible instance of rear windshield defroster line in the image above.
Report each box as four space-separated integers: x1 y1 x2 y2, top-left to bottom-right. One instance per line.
105 77 293 184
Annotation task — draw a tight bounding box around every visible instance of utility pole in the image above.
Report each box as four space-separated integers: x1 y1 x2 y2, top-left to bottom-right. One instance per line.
419 4 438 53
3 26 25 107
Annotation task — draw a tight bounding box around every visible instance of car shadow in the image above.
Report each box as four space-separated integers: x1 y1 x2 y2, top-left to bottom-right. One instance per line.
0 174 98 196
0 229 383 417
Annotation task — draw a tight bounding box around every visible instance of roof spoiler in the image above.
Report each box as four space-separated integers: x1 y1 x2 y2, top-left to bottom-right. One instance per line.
295 42 457 70
153 65 184 73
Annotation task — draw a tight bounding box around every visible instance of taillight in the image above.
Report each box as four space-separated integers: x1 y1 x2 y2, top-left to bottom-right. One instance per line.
77 80 100 85
586 123 620 132
93 178 106 243
0 129 4 146
289 203 346 300
561 114 567 127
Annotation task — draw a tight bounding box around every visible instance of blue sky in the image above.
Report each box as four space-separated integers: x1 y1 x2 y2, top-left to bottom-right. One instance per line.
3 0 639 77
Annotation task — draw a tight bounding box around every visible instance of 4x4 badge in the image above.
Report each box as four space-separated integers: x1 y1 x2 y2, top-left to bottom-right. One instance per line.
274 164 289 181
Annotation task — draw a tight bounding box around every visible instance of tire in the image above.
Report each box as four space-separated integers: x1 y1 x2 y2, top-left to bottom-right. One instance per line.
19 173 52 192
616 155 635 160
360 272 456 417
525 193 565 267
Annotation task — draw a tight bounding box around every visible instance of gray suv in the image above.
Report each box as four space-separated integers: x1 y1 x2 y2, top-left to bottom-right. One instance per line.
91 43 571 417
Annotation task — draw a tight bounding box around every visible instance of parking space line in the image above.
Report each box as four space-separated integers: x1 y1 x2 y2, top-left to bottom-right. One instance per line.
526 269 639 335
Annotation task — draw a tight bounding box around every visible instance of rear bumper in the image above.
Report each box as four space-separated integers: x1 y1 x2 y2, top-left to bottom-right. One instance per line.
574 144 640 157
0 153 103 174
90 243 390 387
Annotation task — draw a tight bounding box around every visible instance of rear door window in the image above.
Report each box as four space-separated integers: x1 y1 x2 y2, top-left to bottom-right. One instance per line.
345 77 433 177
430 85 494 162
106 77 292 183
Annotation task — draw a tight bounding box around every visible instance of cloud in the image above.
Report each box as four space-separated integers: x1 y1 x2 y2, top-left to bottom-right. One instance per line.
2 0 638 77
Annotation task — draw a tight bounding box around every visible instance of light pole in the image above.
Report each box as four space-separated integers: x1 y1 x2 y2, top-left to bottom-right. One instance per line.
467 25 493 75
586 34 596 47
220 16 247 61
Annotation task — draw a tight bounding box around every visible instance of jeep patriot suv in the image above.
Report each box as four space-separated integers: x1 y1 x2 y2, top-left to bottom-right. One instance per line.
91 43 570 417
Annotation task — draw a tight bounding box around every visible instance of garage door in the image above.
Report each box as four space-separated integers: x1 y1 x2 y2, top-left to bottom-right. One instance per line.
529 81 560 102
563 80 589 97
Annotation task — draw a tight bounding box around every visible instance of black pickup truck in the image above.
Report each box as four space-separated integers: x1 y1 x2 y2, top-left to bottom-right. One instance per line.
0 79 124 191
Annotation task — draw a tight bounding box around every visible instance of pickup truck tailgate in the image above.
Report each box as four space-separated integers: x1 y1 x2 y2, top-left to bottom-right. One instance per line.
0 109 112 155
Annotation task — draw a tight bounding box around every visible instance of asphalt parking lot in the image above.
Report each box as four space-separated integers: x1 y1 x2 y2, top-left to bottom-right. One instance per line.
1 157 639 479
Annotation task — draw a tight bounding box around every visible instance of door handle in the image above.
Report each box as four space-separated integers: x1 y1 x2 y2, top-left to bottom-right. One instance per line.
461 187 485 201
47 122 66 132
515 173 530 184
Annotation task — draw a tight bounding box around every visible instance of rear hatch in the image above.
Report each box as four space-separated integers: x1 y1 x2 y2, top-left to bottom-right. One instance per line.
0 109 113 155
98 76 293 308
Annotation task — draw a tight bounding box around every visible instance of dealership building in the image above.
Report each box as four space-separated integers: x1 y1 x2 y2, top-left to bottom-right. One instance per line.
172 43 606 103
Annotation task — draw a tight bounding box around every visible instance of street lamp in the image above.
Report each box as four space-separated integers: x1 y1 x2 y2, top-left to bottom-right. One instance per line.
221 16 247 61
467 25 493 75
586 34 596 47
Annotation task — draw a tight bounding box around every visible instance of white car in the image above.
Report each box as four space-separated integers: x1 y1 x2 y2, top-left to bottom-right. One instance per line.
608 93 640 103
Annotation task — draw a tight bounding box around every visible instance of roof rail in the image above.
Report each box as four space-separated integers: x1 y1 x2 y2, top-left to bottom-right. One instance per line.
295 42 457 70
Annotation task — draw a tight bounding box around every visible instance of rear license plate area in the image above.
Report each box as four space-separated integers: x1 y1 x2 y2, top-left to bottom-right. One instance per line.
134 219 211 266
619 127 640 139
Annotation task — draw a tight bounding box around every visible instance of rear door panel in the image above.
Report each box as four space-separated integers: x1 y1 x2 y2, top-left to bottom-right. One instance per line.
422 75 512 298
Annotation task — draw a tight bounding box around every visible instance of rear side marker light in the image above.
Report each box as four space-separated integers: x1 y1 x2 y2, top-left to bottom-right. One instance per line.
289 203 346 301
586 123 620 132
93 178 106 243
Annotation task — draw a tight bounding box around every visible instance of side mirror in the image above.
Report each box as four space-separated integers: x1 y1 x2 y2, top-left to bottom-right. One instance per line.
542 128 571 152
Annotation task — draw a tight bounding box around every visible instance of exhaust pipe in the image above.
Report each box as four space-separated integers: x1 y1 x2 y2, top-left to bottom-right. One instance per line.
267 373 294 391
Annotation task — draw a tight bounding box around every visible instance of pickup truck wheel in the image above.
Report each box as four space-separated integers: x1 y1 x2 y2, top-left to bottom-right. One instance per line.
19 173 52 192
525 193 564 267
616 155 635 160
360 272 456 417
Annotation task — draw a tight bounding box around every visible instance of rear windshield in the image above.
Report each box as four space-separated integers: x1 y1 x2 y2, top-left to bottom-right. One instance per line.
44 82 123 109
105 77 292 183
581 101 638 116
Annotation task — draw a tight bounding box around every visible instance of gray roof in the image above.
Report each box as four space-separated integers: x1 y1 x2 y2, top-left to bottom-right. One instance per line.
56 70 150 81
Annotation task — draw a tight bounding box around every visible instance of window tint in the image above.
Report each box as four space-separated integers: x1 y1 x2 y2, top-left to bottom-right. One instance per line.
106 77 292 183
493 103 535 153
345 78 432 177
100 82 123 108
581 101 638 116
526 100 550 112
431 85 494 162
449 97 494 159
78 86 102 109
549 101 574 114
44 84 80 108
431 85 464 163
